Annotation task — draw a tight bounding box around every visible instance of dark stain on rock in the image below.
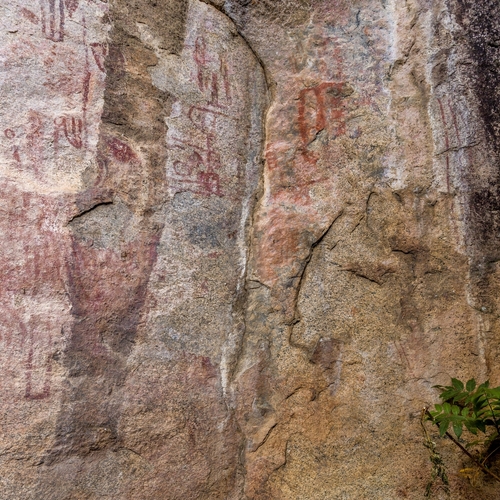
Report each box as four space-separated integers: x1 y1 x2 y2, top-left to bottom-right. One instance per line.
227 0 311 28
309 338 343 392
454 1 500 265
469 186 500 248
48 0 187 463
456 0 500 156
188 223 223 248
430 48 451 88
310 337 342 370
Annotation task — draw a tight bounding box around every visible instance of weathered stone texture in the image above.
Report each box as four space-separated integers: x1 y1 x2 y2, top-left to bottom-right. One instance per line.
0 0 499 498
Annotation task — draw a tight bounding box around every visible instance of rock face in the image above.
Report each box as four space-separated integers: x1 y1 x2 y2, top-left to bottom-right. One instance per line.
0 0 499 498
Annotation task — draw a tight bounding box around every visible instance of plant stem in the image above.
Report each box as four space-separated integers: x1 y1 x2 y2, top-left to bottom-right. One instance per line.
486 398 500 435
425 409 500 484
482 444 500 466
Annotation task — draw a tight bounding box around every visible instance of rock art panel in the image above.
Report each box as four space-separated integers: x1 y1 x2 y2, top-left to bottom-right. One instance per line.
0 0 108 496
141 0 267 368
222 0 500 498
1 0 266 496
113 2 267 496
222 2 397 497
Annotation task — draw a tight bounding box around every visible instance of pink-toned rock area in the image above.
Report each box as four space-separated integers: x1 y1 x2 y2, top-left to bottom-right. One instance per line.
0 0 499 498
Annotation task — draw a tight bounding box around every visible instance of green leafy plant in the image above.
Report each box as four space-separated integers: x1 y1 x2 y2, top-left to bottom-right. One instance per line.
422 378 500 496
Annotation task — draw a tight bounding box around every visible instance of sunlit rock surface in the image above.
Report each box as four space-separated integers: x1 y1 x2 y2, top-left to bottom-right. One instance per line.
0 0 499 498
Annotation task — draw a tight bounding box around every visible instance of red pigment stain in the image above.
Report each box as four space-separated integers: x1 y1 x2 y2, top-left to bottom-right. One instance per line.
90 43 108 72
298 82 348 146
106 137 137 163
20 8 39 24
55 116 83 149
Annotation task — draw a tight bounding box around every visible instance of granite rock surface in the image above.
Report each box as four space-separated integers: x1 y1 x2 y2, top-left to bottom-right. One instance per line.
0 0 499 498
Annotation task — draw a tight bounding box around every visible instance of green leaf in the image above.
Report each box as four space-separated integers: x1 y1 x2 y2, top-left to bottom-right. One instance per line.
464 393 475 404
453 422 463 439
452 391 467 403
452 378 464 391
488 387 500 399
451 405 460 416
477 420 486 433
477 408 493 418
465 421 478 435
461 407 469 417
439 419 450 437
473 395 488 412
434 404 443 413
443 402 452 413
440 388 458 401
466 379 477 392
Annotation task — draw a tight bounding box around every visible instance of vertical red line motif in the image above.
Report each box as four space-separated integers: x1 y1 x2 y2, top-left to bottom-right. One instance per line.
82 14 90 149
65 117 83 148
26 110 44 178
40 0 65 42
194 37 208 92
90 43 108 72
55 116 84 149
221 60 231 106
298 82 348 147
